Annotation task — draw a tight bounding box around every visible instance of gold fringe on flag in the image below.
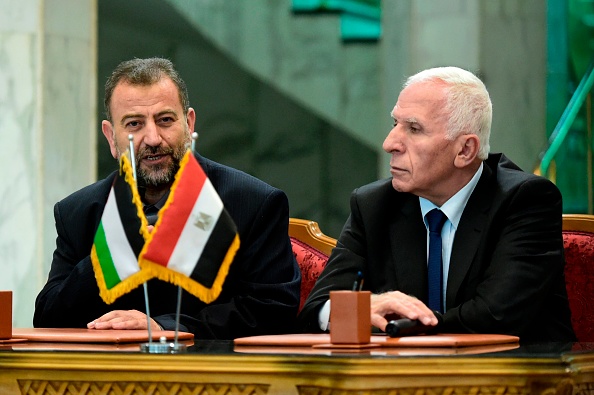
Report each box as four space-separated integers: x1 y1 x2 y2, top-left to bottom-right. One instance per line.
140 235 239 304
91 246 153 305
120 154 151 240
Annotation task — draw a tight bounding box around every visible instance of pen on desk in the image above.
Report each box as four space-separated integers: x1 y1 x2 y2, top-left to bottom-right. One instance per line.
352 271 363 291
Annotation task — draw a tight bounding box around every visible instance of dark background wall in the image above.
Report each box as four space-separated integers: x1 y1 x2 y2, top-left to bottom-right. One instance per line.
97 0 378 237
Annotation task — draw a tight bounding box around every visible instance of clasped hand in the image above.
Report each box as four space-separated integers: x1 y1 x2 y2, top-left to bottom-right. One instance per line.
371 291 439 331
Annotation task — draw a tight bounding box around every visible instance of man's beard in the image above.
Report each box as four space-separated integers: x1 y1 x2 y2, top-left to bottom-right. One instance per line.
136 144 187 187
115 137 191 188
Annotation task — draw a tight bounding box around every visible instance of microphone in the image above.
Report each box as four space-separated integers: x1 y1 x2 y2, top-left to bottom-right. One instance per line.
385 311 443 337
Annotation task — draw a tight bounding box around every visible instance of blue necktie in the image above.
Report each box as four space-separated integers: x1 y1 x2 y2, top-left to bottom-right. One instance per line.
426 209 447 313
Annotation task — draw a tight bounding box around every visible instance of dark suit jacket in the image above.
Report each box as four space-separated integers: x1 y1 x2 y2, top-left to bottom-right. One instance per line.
298 153 575 342
34 154 301 339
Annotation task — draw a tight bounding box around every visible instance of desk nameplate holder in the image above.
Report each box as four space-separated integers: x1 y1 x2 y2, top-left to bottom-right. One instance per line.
140 336 187 354
140 285 188 354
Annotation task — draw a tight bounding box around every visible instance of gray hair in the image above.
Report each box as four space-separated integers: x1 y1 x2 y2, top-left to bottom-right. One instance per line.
405 66 492 160
104 57 190 122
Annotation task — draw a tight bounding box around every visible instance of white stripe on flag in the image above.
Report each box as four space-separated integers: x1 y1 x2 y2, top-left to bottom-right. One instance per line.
102 189 141 279
167 178 224 275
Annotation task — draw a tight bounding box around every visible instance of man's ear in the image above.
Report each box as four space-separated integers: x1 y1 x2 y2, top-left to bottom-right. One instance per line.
454 134 480 168
186 107 196 137
101 120 118 159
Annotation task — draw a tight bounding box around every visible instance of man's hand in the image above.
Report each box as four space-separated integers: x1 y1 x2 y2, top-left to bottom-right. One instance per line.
87 309 162 331
371 291 438 331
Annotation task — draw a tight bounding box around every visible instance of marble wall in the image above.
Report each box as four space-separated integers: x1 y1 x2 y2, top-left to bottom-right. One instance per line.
0 0 96 327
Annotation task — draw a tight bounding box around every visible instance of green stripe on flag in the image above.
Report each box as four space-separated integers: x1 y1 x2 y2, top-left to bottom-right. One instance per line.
94 222 122 289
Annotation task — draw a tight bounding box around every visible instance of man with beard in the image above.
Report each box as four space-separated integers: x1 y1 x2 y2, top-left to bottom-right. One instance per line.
34 57 301 339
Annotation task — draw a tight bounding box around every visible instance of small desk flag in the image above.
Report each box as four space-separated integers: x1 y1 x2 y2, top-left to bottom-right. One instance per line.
91 154 151 304
138 150 240 304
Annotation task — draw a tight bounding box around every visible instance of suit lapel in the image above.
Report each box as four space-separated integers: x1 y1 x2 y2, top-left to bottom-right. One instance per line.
389 195 428 299
446 164 494 308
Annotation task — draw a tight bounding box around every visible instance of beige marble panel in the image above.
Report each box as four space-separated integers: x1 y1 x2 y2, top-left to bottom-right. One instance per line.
0 0 38 32
0 33 40 328
0 0 96 328
40 0 97 298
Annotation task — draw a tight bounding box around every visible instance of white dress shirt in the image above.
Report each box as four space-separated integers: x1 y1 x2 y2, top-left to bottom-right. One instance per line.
318 163 484 330
418 162 483 311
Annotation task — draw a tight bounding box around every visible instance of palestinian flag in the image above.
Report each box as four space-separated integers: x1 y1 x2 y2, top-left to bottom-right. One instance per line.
91 154 152 304
138 150 240 304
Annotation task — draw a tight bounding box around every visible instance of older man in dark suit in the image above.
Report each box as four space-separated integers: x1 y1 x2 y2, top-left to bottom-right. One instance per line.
34 57 300 339
298 66 575 342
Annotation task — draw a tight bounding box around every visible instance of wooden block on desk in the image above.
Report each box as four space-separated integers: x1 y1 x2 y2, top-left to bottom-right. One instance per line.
0 291 12 340
330 290 371 344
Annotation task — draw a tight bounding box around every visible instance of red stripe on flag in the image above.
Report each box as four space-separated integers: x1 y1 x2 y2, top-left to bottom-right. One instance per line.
144 153 206 266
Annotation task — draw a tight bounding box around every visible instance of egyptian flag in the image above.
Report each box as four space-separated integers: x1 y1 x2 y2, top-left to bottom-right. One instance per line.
138 150 240 304
91 154 152 304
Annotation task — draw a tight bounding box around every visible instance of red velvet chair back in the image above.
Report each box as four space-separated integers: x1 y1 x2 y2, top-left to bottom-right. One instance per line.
288 218 337 312
562 214 594 342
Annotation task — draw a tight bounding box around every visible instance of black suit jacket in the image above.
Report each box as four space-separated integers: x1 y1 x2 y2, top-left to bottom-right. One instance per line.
34 154 301 339
298 153 575 342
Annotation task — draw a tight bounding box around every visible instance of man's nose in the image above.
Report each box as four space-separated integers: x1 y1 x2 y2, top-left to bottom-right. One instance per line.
383 126 403 153
143 121 162 147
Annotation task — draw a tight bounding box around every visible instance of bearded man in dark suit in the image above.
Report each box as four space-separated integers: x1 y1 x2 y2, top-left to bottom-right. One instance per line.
34 57 300 340
298 66 575 342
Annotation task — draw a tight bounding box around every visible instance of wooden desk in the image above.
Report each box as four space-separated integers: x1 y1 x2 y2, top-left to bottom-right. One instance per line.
1 341 593 395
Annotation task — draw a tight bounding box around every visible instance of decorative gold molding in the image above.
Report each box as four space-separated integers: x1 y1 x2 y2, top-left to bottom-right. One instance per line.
297 385 532 395
575 383 594 395
17 380 270 395
1 350 592 395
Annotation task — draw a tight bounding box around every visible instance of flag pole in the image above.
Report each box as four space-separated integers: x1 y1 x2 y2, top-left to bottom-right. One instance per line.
174 286 182 345
128 134 153 346
191 132 198 153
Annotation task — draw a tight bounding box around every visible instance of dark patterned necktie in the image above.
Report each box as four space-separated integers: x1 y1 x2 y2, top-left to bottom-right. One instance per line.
144 204 159 225
426 209 448 313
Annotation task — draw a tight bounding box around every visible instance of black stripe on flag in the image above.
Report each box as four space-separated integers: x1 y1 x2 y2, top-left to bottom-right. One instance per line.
190 210 237 288
113 173 145 256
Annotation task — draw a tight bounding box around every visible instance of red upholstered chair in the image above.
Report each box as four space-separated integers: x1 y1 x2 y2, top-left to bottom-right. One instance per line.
562 214 594 342
289 218 337 312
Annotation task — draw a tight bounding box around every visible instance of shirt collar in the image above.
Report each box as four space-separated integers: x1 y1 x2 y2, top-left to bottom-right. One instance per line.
142 189 170 212
419 162 483 229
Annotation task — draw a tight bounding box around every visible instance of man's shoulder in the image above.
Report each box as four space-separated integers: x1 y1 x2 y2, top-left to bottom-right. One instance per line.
197 154 279 195
353 178 401 202
355 178 394 195
350 178 418 216
486 153 558 192
57 172 116 209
